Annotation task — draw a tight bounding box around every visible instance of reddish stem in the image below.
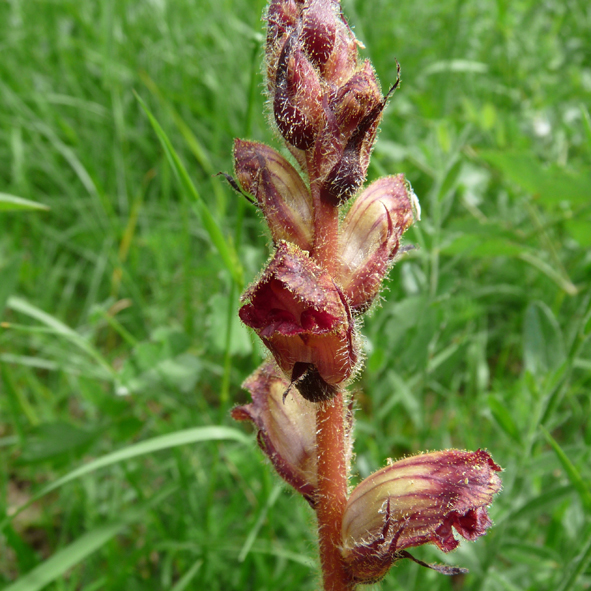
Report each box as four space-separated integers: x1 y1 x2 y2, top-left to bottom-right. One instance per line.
316 393 354 591
307 135 351 590
308 154 339 275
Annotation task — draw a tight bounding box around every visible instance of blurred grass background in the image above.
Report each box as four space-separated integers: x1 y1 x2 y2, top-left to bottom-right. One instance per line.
1 0 590 589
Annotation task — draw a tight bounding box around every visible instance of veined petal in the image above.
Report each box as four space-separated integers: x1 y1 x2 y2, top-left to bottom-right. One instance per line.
232 361 356 505
231 361 318 504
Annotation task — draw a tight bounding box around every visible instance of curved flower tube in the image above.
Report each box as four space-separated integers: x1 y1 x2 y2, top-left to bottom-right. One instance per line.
341 449 502 583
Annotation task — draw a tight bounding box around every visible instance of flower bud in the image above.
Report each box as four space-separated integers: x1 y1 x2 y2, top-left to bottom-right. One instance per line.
273 33 325 150
231 361 318 504
239 240 358 402
300 0 337 69
266 0 298 52
233 139 314 251
341 449 502 584
310 0 359 84
333 60 382 137
337 175 414 313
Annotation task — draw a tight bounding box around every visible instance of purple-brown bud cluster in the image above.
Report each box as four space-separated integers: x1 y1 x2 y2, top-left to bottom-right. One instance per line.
265 0 391 207
229 0 502 585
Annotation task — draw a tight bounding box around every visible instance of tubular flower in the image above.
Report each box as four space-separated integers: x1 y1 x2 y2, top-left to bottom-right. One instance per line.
231 361 356 506
233 139 314 251
239 241 358 402
341 449 503 584
231 362 318 504
337 175 414 313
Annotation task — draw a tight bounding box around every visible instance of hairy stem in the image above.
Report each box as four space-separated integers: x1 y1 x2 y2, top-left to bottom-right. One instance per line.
308 153 339 274
316 393 354 591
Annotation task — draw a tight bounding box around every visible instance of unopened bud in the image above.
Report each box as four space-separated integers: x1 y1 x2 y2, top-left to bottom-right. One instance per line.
337 175 413 312
266 0 298 51
341 449 502 584
300 0 337 68
239 241 358 402
233 139 314 251
319 4 359 84
333 60 382 137
273 33 325 149
231 361 318 505
319 142 363 207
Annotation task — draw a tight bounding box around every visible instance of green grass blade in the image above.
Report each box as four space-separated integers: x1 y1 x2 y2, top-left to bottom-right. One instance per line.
488 571 523 591
499 484 573 524
40 426 250 495
139 73 214 176
581 104 591 157
238 483 282 562
3 523 126 591
518 252 578 296
0 257 21 320
541 426 591 512
0 426 250 533
1 364 39 436
6 296 115 380
135 93 243 287
556 525 591 591
139 71 231 223
169 559 203 591
488 394 522 444
0 193 49 212
2 487 176 591
248 545 316 569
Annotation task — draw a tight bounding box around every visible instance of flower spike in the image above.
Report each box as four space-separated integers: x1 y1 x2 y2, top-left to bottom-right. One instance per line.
230 2 502 589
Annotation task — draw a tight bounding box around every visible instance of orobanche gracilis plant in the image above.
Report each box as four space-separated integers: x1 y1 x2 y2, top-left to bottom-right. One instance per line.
227 1 502 589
